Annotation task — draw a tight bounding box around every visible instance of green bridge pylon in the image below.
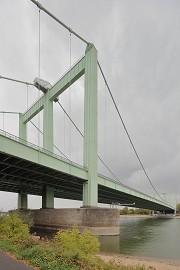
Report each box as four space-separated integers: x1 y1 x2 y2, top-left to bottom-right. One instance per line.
18 43 98 209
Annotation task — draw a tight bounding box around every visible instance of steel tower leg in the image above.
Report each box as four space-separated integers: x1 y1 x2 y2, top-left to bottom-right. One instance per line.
18 192 28 209
43 90 53 152
19 113 27 142
18 114 28 209
83 44 98 207
42 91 54 208
42 186 54 208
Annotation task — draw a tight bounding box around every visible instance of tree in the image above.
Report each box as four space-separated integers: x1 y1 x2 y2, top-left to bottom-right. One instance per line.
120 207 129 215
176 203 180 213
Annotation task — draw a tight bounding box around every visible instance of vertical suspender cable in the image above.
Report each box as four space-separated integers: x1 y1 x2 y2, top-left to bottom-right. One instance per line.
26 84 29 109
64 106 66 154
38 9 41 148
69 31 72 160
3 113 4 131
104 83 107 163
38 9 41 79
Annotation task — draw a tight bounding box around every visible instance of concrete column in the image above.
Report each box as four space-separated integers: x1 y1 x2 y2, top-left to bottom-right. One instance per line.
42 186 54 209
18 192 28 209
83 44 98 207
43 91 53 152
19 113 27 142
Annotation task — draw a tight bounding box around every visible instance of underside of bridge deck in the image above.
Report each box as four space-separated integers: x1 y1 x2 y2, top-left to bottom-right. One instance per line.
0 151 174 213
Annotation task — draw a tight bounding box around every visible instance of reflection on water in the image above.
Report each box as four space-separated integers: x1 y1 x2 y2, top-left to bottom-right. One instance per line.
99 217 180 262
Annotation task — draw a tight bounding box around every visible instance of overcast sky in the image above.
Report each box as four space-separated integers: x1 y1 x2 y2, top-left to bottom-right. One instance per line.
0 0 180 211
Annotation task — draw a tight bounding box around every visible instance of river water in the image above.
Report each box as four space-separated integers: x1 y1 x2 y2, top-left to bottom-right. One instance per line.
99 216 180 262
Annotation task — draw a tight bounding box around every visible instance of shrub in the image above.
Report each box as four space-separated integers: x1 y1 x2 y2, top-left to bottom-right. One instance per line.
20 244 80 270
0 212 30 244
54 226 100 258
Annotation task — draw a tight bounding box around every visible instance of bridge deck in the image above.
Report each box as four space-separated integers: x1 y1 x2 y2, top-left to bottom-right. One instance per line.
0 131 175 212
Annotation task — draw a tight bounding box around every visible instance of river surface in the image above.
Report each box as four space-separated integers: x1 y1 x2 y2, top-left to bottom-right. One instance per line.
99 216 180 262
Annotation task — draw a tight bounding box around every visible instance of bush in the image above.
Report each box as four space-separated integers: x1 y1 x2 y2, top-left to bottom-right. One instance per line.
54 226 100 258
20 244 80 270
0 212 30 244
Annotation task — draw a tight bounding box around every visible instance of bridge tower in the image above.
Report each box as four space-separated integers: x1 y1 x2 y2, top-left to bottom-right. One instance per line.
18 43 98 209
17 42 120 235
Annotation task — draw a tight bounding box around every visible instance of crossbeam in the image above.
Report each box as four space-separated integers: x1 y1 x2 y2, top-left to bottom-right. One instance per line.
22 56 85 124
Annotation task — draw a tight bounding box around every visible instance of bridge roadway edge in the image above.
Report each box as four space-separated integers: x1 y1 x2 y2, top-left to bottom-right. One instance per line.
19 208 120 236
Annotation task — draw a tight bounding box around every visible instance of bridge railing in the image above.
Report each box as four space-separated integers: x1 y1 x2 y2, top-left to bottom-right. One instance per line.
98 173 174 209
0 129 175 210
0 129 86 171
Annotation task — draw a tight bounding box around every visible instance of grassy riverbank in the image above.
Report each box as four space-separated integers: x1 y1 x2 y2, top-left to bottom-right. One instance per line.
0 212 151 270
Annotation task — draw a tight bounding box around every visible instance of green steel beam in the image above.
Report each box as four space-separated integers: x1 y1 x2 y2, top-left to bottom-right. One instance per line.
18 192 28 209
0 132 175 211
98 175 175 210
49 57 85 101
22 96 44 124
21 57 85 125
43 91 53 152
0 134 87 181
19 113 27 141
83 44 98 207
42 186 54 208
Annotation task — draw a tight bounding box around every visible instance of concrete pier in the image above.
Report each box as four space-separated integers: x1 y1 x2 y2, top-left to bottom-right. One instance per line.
20 208 120 236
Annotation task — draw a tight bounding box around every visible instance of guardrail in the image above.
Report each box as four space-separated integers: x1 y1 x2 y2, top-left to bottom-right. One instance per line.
0 129 86 171
98 173 175 209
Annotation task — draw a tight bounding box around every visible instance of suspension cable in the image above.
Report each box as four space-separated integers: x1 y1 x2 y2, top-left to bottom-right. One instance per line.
30 0 89 45
69 31 72 160
0 75 34 86
98 61 164 201
30 120 71 161
2 113 4 131
38 8 41 148
26 84 29 109
57 100 122 183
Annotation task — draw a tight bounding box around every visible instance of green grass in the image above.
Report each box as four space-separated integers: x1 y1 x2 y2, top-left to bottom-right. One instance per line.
0 239 148 270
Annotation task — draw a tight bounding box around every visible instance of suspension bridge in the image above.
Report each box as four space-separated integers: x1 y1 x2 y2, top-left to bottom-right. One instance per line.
0 0 175 234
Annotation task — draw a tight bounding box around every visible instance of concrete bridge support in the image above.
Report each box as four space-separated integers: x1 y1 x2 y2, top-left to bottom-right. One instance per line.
23 208 120 236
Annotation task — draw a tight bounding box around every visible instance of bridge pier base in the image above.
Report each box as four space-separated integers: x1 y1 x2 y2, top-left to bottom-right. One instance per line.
31 208 119 236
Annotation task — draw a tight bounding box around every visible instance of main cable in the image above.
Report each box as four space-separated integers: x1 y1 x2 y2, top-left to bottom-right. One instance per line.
98 61 164 202
30 0 89 45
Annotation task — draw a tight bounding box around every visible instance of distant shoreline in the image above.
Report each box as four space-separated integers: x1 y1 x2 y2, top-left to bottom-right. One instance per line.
120 214 180 218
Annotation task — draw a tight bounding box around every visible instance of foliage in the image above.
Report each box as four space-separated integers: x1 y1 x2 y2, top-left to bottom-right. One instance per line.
0 218 151 270
176 203 180 212
120 207 151 215
120 207 129 215
54 226 100 258
20 244 80 270
16 210 34 227
0 212 30 244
